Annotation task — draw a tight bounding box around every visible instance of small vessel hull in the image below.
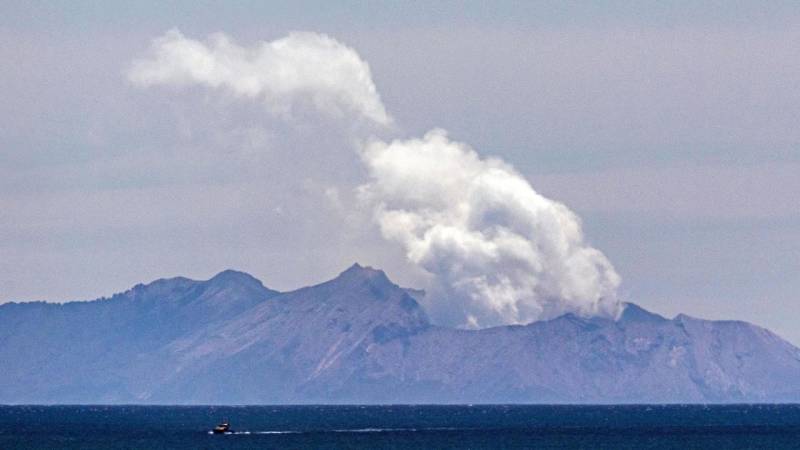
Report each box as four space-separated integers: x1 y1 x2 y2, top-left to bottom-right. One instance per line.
212 421 231 434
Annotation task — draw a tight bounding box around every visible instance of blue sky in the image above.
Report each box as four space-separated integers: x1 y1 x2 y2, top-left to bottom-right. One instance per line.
2 1 799 341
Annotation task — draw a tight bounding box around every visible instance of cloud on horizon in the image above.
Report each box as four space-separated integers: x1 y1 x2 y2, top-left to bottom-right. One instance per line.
127 29 622 328
128 29 391 126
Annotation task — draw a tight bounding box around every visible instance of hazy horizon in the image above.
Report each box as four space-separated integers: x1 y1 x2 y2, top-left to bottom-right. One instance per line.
2 1 799 343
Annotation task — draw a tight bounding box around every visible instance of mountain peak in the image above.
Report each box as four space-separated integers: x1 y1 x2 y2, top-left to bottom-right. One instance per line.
320 263 417 309
337 263 391 284
619 302 668 324
126 276 199 301
208 269 263 287
200 269 279 305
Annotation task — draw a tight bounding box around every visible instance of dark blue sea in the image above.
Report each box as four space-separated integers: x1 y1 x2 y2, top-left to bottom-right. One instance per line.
1 404 800 449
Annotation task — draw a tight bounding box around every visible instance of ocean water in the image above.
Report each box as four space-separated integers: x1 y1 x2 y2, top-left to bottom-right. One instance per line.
1 404 799 449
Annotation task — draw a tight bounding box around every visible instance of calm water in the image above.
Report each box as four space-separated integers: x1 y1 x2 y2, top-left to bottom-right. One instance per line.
1 404 800 449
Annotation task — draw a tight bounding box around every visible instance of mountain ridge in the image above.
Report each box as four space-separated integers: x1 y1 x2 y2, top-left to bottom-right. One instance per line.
2 264 799 404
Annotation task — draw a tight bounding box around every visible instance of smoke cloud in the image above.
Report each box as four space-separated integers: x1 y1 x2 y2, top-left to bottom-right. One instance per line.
360 129 621 328
129 30 622 328
128 29 391 125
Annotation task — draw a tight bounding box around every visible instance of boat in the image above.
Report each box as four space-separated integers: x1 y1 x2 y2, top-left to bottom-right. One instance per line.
212 420 231 434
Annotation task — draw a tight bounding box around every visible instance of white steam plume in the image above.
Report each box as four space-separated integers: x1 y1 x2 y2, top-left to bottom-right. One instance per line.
360 129 621 328
129 30 622 328
128 29 391 125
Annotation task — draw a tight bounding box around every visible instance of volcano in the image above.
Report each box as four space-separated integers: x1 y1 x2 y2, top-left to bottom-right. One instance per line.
2 264 799 404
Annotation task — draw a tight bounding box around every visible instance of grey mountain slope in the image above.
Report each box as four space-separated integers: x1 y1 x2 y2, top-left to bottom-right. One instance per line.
1 264 799 404
0 270 278 403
